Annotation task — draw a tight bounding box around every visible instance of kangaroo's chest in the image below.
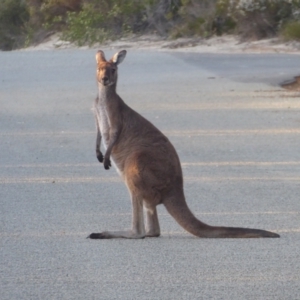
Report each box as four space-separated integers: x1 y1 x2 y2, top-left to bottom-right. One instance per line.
96 104 111 149
96 104 124 176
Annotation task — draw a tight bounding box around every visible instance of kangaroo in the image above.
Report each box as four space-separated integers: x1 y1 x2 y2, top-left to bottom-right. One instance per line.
88 50 280 239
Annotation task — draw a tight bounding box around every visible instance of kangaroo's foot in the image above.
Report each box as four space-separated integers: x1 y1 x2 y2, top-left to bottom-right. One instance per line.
145 232 160 238
87 230 145 239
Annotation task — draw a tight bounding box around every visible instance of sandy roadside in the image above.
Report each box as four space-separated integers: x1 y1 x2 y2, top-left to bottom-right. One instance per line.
22 34 300 54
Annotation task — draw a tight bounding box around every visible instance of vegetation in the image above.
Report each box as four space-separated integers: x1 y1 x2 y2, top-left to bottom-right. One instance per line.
0 0 29 50
222 0 300 40
281 21 300 40
1 0 300 50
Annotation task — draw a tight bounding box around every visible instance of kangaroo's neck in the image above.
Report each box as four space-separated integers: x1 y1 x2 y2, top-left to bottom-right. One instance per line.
98 83 118 104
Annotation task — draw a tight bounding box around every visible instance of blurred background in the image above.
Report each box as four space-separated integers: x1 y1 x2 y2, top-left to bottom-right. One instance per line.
1 0 300 51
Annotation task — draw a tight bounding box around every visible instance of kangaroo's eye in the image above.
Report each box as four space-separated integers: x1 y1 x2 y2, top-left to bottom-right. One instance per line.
111 68 116 74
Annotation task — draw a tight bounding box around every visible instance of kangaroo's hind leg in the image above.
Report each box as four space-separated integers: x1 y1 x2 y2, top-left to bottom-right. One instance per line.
88 191 146 239
144 204 160 237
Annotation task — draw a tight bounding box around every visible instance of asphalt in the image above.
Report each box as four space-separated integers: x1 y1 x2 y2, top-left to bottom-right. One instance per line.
1 49 300 299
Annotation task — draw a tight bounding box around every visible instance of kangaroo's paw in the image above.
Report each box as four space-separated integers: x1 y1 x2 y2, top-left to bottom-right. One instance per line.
96 151 104 163
103 157 111 170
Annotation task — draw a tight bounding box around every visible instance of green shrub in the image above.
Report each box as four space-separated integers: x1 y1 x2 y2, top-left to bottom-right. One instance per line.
0 0 29 50
171 0 218 38
41 0 82 30
221 0 299 39
62 0 146 45
62 3 106 46
282 21 300 40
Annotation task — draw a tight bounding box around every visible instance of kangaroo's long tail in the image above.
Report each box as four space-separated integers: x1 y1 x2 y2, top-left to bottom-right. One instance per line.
163 192 280 238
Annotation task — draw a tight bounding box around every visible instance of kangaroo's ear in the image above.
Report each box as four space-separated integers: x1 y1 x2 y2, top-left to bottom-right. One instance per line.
111 50 127 65
96 50 106 64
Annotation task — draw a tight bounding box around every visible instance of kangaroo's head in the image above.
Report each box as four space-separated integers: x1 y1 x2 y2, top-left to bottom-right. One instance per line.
96 50 127 87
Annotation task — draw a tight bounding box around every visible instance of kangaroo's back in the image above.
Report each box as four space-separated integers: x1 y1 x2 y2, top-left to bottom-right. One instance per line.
88 50 280 239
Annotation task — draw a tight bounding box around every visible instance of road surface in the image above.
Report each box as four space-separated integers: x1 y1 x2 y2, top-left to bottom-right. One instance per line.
1 49 300 299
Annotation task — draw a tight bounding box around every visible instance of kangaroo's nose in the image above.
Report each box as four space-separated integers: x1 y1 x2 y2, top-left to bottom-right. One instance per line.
102 76 109 85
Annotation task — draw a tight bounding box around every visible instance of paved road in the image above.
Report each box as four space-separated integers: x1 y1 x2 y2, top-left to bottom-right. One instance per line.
1 49 300 299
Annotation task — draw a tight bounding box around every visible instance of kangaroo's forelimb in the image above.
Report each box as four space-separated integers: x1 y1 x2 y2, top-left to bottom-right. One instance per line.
103 128 120 170
95 97 104 163
96 126 103 163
